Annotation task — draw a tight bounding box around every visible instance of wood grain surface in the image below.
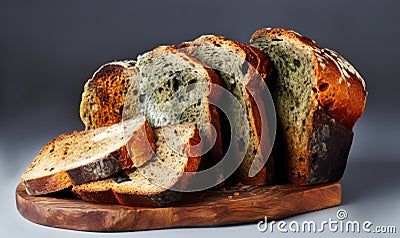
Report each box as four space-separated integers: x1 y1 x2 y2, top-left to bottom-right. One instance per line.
16 182 341 232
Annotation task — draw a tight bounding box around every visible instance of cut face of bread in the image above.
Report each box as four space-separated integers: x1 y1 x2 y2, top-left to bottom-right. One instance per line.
178 35 275 185
73 124 201 207
20 117 154 195
80 60 138 129
133 46 223 187
250 28 367 184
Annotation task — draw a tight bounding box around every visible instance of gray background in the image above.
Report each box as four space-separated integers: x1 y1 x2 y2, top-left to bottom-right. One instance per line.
0 0 399 237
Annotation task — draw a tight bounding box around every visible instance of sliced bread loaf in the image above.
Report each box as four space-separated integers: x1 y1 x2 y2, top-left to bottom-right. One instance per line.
20 116 154 195
178 35 275 185
250 28 367 184
80 60 138 129
72 124 201 207
133 46 224 188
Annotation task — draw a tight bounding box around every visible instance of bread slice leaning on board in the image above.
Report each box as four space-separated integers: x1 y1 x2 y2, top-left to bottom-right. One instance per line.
20 116 155 195
250 28 367 185
177 35 275 185
72 124 201 207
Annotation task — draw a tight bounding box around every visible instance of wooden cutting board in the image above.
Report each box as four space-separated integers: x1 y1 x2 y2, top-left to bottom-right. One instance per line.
16 182 341 232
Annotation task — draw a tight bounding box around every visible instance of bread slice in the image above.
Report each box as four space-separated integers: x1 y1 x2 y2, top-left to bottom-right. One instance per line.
20 117 154 195
134 46 224 187
178 35 275 185
250 28 367 184
80 60 138 129
73 124 201 207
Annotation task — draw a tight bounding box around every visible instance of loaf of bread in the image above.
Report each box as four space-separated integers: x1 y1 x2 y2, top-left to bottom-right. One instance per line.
178 35 275 185
21 26 367 206
80 60 138 129
20 116 154 195
72 124 201 207
250 28 367 184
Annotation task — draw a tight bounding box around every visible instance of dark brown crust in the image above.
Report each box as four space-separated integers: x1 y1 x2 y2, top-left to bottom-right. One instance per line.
250 28 366 184
80 61 138 129
66 154 123 185
309 107 353 183
178 36 275 185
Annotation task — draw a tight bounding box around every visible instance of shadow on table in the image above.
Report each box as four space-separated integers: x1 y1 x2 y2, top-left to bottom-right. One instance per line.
341 159 400 205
